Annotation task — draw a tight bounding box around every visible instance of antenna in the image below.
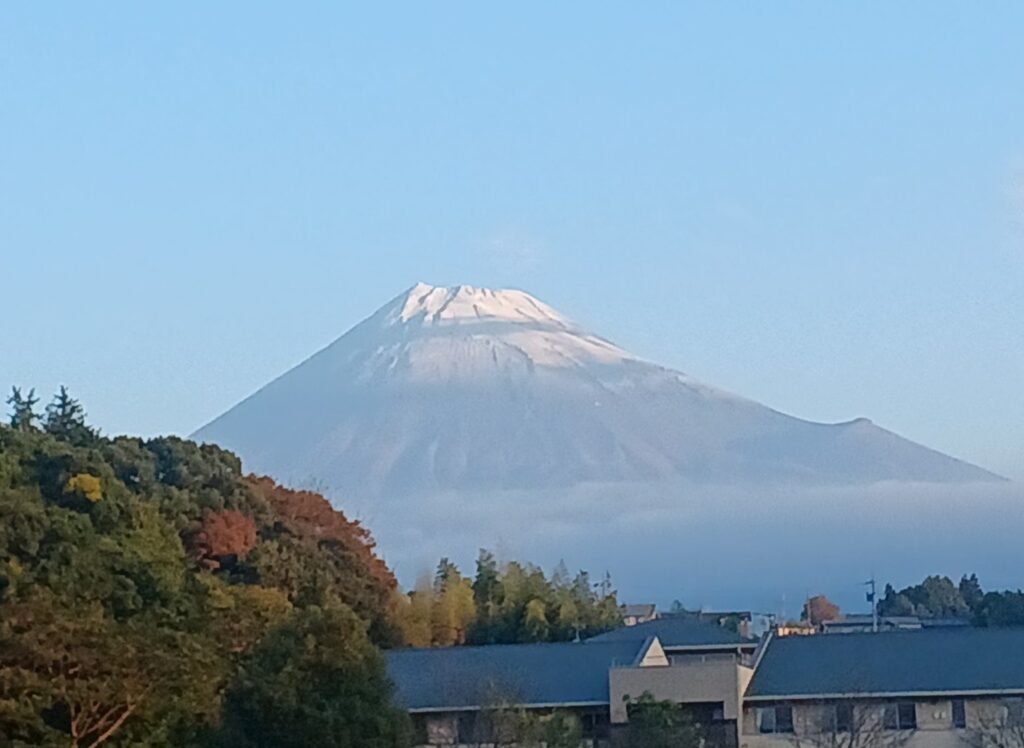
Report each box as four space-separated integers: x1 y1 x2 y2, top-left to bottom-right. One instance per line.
864 576 878 633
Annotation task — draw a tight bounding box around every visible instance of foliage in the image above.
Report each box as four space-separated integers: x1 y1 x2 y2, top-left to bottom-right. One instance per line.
802 595 841 626
878 573 1024 626
783 701 915 748
449 700 582 748
213 606 410 748
396 550 621 646
621 693 701 748
63 473 102 502
964 700 1024 748
0 388 405 746
6 388 39 432
42 386 93 445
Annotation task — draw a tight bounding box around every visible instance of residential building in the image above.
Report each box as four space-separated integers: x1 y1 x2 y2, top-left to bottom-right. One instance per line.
386 617 756 747
741 627 1024 747
619 603 656 626
386 617 1024 748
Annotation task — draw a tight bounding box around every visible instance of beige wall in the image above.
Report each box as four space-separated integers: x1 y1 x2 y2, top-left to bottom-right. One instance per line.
609 659 751 723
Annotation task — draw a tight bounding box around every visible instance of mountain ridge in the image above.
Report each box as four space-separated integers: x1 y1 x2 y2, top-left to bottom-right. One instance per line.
193 283 1003 495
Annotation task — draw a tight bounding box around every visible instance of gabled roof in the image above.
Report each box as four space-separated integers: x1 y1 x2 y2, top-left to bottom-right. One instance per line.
747 628 1024 700
385 639 643 712
587 616 755 649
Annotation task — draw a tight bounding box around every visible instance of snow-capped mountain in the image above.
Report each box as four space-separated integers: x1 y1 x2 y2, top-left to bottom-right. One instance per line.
192 283 1001 497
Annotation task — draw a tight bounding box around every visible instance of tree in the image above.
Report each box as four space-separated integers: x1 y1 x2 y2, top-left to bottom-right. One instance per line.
6 386 39 431
216 605 410 748
0 393 410 744
802 595 841 626
877 576 968 619
523 598 549 641
965 700 1024 747
975 591 1024 627
0 591 219 748
960 574 985 613
43 386 93 444
430 562 475 646
621 693 701 748
393 573 435 647
782 700 916 748
185 509 258 570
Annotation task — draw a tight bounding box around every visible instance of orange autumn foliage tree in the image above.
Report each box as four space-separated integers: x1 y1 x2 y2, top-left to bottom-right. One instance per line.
802 594 841 626
242 477 401 646
185 509 258 569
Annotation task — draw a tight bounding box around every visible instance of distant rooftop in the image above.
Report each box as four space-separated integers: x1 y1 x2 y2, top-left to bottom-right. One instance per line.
620 603 656 618
747 627 1024 699
385 640 643 712
586 615 755 649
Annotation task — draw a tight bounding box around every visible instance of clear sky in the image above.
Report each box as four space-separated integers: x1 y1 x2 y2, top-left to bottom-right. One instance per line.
2 3 1021 480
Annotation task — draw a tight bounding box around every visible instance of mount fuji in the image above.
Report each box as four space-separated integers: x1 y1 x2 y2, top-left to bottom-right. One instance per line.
193 283 1000 497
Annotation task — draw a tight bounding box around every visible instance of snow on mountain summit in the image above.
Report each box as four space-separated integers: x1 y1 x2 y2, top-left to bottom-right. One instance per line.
392 283 575 328
358 283 634 374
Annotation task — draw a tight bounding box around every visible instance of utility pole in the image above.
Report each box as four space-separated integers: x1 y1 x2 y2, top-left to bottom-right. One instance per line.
864 577 878 633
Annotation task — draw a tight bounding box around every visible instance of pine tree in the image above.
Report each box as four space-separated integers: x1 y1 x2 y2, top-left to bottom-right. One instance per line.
43 386 93 443
6 387 40 431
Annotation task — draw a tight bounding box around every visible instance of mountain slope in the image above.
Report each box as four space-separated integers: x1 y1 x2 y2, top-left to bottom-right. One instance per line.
193 283 1001 496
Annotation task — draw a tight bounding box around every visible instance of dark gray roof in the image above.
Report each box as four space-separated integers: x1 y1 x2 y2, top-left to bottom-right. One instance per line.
587 616 755 649
386 640 643 711
747 628 1024 699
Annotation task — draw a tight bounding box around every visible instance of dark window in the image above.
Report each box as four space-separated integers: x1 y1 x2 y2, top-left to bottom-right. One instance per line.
883 702 917 730
952 699 966 729
835 702 854 733
456 713 478 742
759 705 794 734
883 704 898 730
898 702 917 730
776 705 794 733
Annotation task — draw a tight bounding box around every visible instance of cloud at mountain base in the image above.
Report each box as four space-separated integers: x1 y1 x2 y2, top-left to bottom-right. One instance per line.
355 479 1024 613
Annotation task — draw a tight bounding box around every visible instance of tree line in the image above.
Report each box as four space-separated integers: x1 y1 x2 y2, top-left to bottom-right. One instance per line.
0 387 622 747
877 573 1024 626
394 552 621 648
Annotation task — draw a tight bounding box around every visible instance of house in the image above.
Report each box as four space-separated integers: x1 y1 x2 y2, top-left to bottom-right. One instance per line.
587 615 758 665
741 627 1024 747
385 617 757 747
619 603 656 626
387 618 1024 748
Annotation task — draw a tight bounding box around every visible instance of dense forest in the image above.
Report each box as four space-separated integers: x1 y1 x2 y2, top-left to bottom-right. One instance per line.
0 387 621 747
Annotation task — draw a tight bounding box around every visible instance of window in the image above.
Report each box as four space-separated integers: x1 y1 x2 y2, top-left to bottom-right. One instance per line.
758 705 794 734
883 702 917 730
823 700 856 729
952 699 966 729
1007 698 1024 727
456 713 479 743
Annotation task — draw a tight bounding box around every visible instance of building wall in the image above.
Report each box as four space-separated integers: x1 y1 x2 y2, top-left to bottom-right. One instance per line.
609 660 751 723
740 697 1013 748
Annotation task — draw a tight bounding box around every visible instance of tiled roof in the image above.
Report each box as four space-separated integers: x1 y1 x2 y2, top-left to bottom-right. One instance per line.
586 616 755 648
385 640 643 711
747 627 1024 699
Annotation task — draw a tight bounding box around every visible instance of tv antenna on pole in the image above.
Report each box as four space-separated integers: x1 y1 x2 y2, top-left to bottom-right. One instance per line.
864 577 878 633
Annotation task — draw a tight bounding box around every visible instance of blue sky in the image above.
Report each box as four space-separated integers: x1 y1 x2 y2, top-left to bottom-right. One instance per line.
2 3 1022 480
